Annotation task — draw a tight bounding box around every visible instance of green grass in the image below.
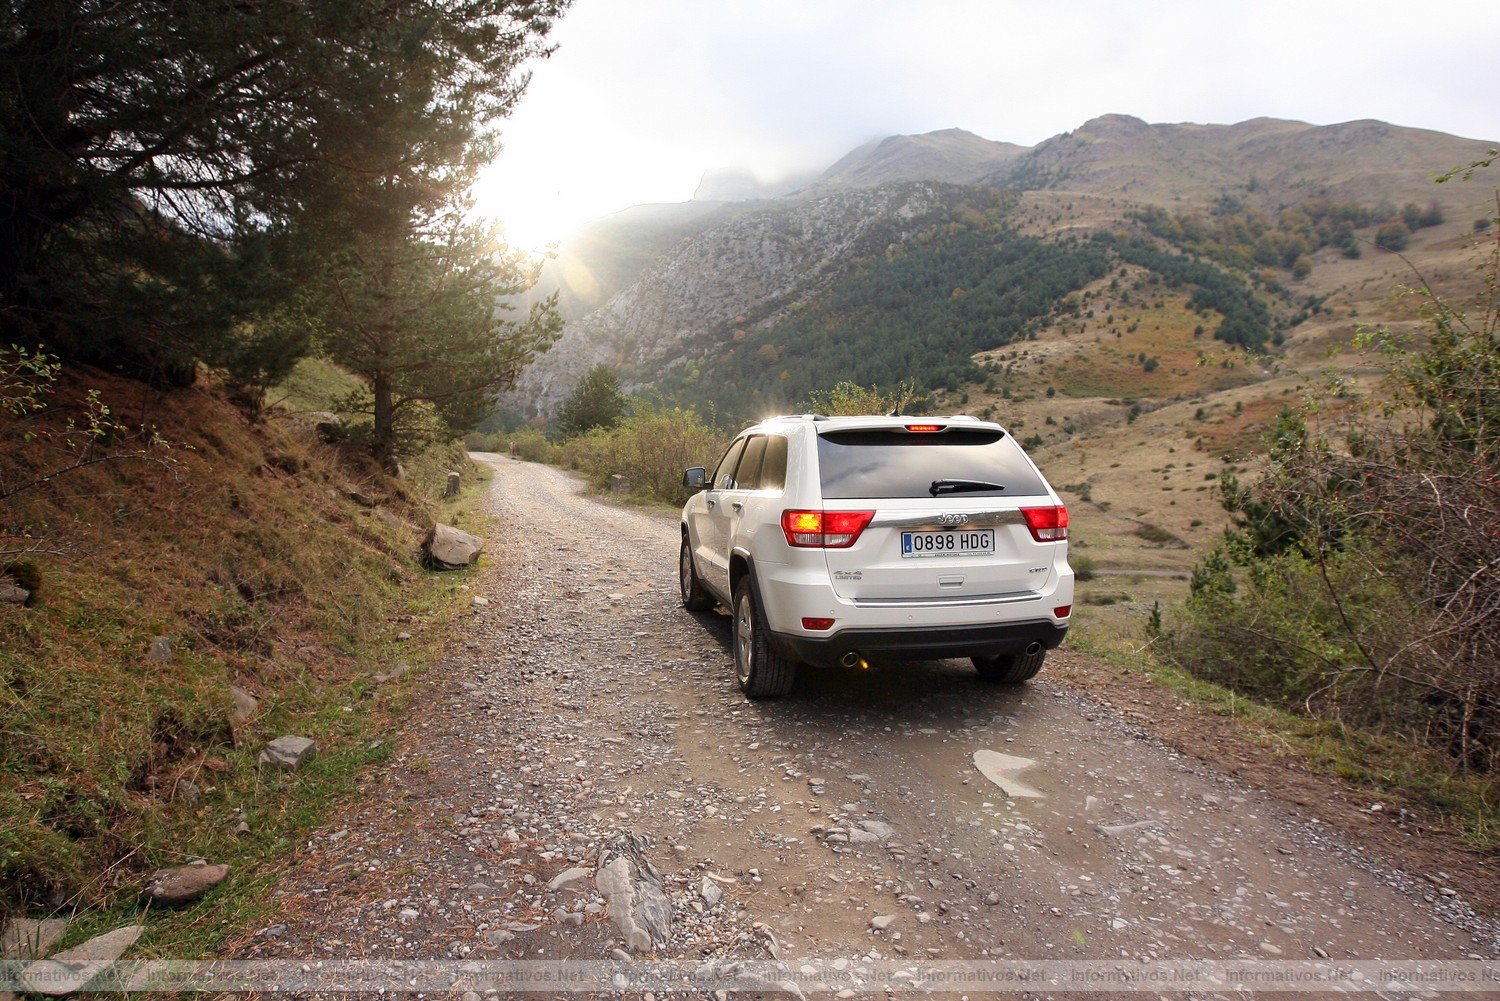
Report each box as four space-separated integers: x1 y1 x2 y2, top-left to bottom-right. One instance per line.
266 357 363 416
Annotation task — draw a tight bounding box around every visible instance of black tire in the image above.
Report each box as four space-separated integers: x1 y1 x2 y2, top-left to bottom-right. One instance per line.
732 580 797 699
679 534 714 611
972 646 1046 684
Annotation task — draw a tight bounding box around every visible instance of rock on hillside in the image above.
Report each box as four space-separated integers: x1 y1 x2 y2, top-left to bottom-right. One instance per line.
692 129 1027 202
517 201 737 324
810 128 1030 192
509 183 946 419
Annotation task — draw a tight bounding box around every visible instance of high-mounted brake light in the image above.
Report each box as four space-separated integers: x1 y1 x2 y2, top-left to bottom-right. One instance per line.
905 424 942 432
781 509 875 548
1021 505 1069 542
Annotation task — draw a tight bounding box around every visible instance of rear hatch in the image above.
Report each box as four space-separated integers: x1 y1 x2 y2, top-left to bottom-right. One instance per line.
816 424 1060 603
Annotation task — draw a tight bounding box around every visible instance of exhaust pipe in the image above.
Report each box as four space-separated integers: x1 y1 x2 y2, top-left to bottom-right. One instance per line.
1022 641 1044 657
840 651 861 668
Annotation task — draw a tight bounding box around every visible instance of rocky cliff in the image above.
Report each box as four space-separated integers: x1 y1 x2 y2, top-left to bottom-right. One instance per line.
509 184 945 418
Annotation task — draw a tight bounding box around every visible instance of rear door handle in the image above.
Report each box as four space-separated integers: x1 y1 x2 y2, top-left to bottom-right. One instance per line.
732 501 744 513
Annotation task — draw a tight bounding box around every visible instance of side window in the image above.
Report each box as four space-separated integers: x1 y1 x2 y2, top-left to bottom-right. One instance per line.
736 436 768 490
759 435 788 491
712 438 747 490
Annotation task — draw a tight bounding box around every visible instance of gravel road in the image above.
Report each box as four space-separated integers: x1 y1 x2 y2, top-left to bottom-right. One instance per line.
239 455 1497 997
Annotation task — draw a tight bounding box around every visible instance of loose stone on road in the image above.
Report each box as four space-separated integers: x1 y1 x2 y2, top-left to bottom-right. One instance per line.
237 454 1497 993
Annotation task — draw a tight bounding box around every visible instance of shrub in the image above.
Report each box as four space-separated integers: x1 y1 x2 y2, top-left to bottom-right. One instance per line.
508 428 557 464
461 430 508 453
559 405 723 505
803 380 918 417
1134 522 1179 546
1171 218 1500 771
1174 542 1423 723
1375 220 1411 252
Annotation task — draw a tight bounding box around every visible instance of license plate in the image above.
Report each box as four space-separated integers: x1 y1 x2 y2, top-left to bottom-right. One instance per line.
901 529 995 558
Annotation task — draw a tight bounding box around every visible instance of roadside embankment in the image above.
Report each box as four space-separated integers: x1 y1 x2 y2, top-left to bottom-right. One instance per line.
1 363 486 956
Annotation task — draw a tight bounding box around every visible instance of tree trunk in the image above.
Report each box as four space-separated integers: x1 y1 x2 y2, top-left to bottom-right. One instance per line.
372 370 398 474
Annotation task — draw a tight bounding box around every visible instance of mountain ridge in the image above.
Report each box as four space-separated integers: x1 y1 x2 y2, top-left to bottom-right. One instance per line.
505 114 1496 423
808 127 1030 192
993 114 1493 206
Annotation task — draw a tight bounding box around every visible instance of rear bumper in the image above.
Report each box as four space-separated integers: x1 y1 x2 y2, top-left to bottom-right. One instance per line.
769 619 1068 669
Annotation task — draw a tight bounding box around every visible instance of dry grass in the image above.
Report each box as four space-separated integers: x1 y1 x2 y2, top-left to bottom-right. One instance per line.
0 363 480 940
939 223 1477 586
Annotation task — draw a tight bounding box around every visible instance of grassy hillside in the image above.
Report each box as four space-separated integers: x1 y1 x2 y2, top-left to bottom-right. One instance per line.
953 176 1498 662
0 361 485 946
997 114 1497 219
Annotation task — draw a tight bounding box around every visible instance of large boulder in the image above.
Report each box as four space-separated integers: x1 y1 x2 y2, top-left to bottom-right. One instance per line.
423 524 483 570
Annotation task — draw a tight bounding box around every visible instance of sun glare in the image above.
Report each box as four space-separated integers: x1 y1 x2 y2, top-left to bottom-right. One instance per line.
471 166 585 257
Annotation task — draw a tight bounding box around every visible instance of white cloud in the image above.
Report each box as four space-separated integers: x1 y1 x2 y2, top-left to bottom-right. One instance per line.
475 0 1500 249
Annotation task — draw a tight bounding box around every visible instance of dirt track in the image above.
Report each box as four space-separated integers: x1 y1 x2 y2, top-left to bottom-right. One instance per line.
238 455 1497 996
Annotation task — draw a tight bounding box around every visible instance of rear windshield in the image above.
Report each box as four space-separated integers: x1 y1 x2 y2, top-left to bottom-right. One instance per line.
816 428 1047 499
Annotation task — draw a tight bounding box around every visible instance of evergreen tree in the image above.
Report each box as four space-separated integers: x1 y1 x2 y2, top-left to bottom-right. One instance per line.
0 0 566 383
310 193 561 471
557 365 628 439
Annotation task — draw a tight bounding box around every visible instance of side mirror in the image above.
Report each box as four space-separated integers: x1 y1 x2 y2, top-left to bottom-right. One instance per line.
683 466 707 490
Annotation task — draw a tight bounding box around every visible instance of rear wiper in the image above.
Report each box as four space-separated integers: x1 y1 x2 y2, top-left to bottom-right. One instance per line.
930 479 1006 496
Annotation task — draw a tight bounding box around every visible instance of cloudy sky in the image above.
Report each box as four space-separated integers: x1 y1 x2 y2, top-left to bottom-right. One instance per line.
473 0 1500 251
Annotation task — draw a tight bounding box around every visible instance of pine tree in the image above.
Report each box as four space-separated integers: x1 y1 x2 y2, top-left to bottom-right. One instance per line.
0 1 567 383
311 193 561 471
557 365 628 439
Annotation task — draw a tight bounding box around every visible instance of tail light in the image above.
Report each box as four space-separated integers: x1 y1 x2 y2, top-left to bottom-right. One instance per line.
1022 505 1069 542
781 509 875 548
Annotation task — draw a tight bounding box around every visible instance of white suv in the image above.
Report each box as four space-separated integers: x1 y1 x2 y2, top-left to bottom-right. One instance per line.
679 415 1073 698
